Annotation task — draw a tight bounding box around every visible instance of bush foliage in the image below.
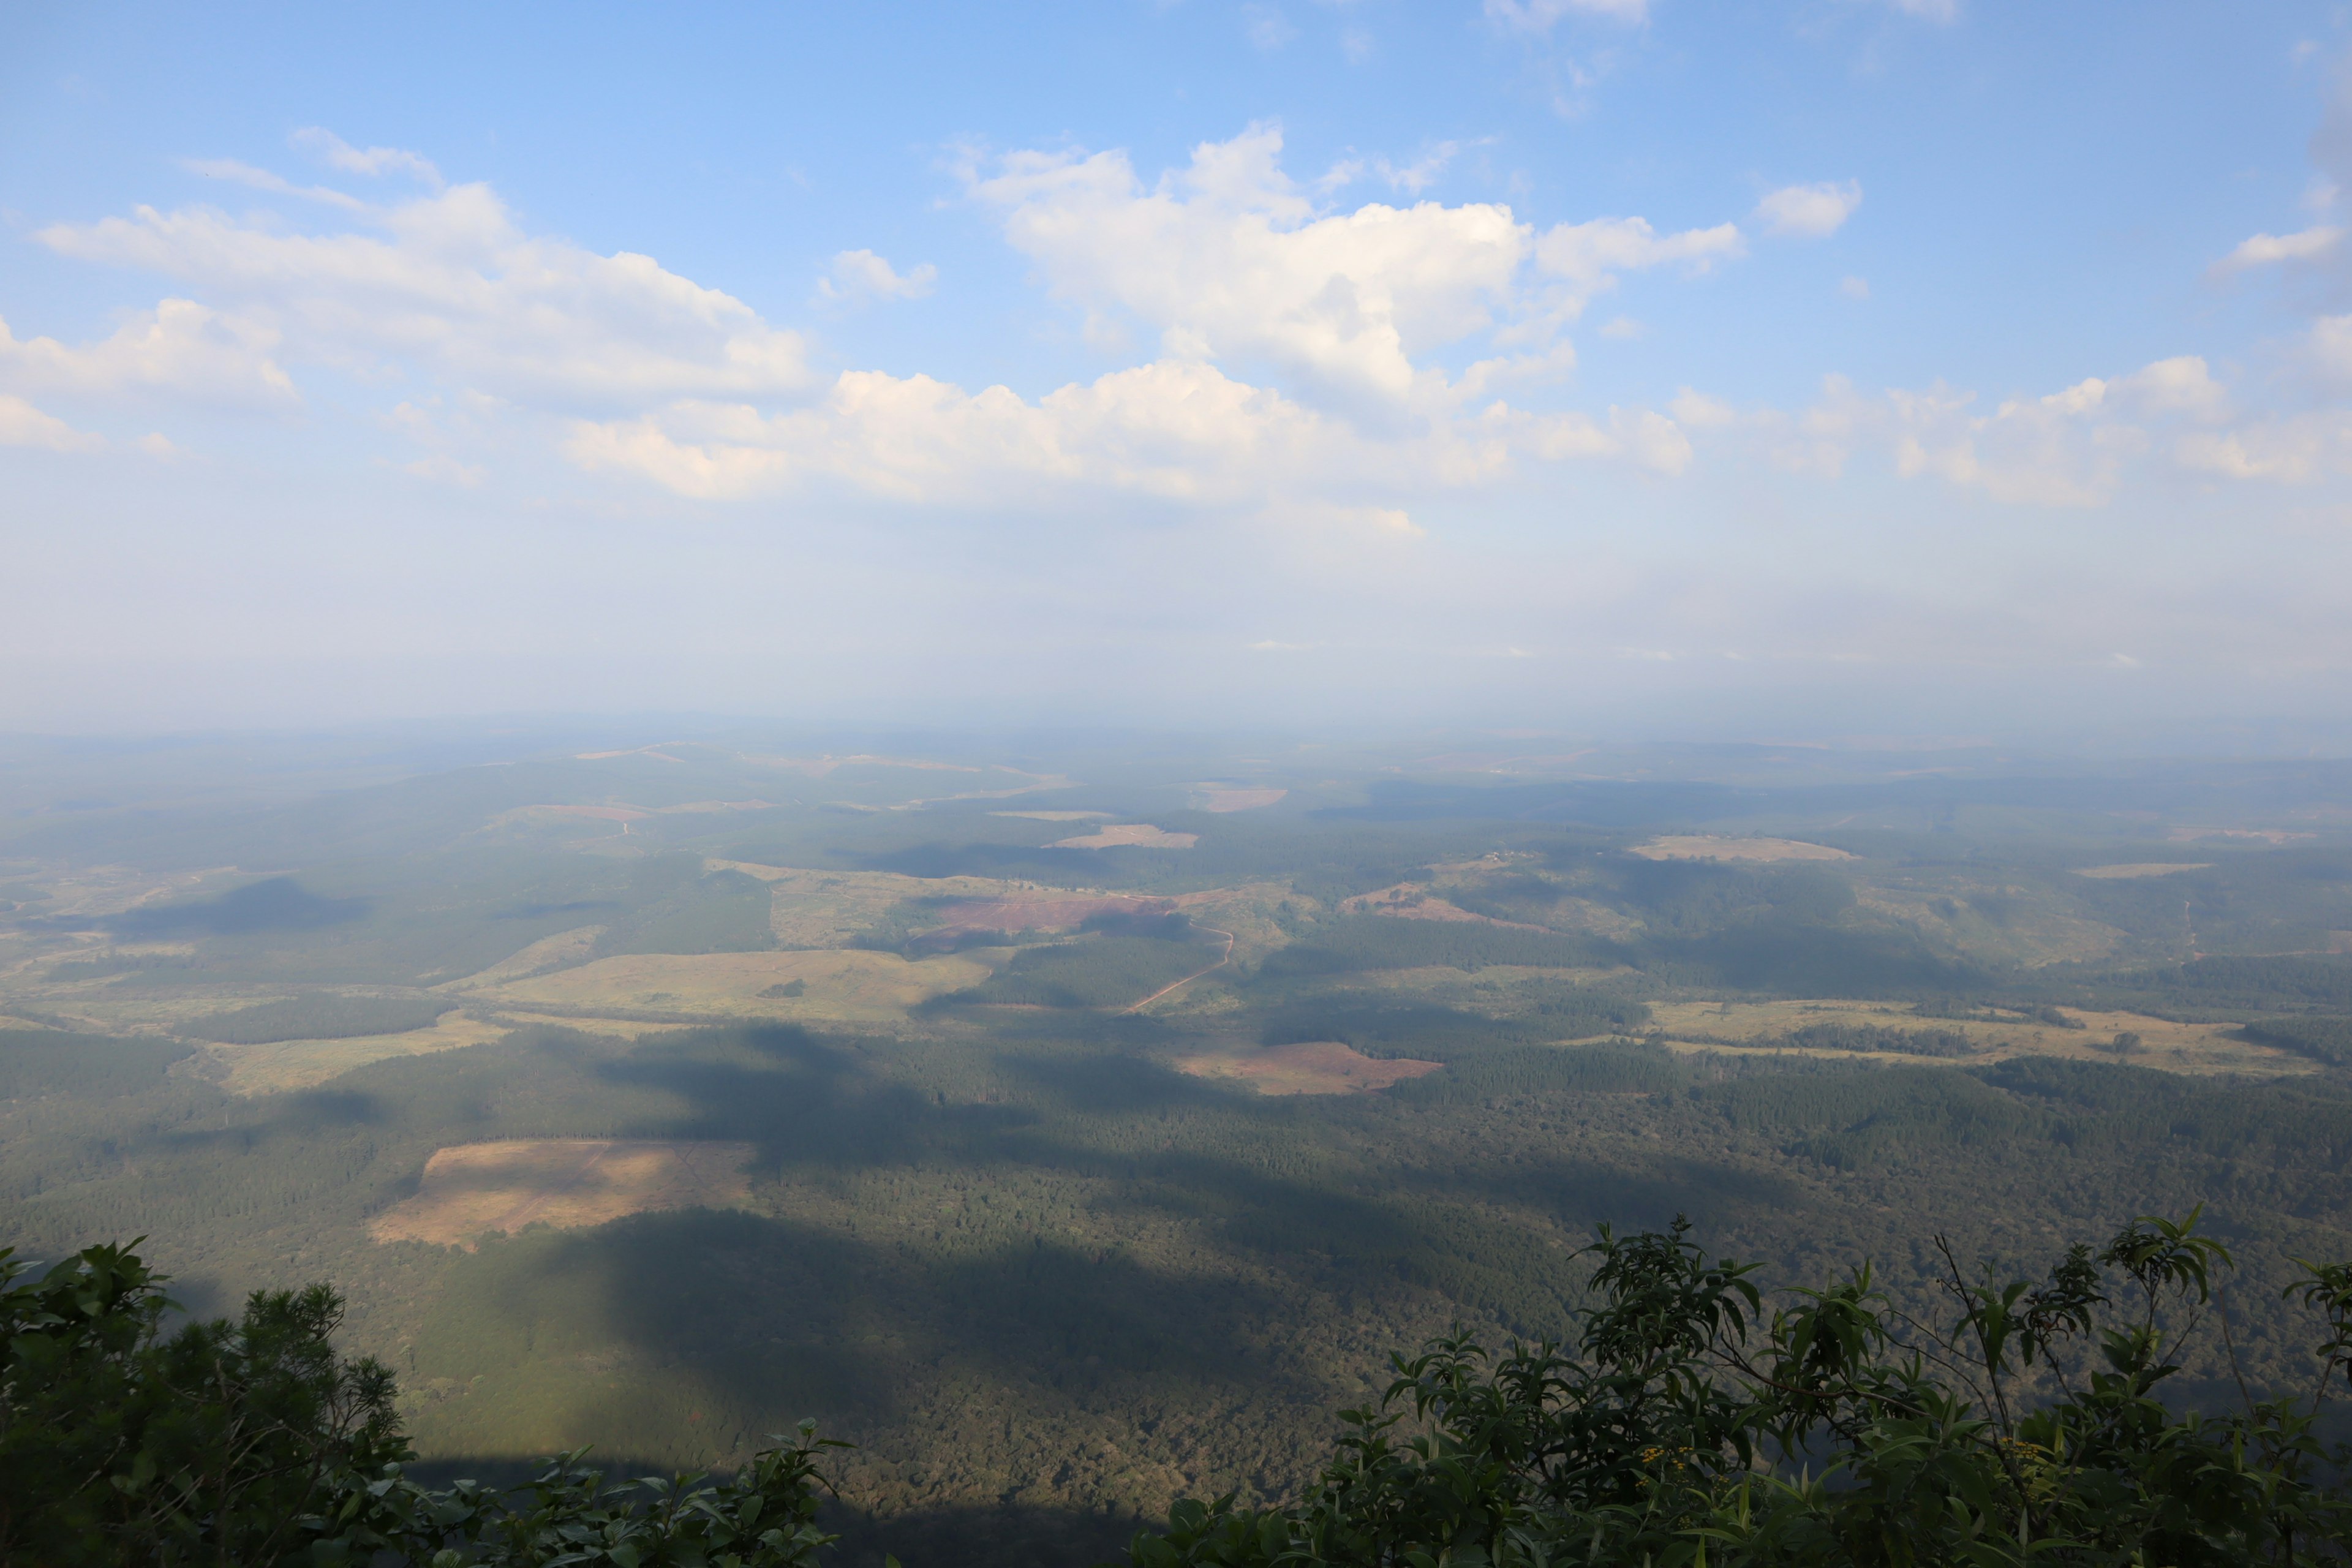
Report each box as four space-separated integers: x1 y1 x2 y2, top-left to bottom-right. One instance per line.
18 1213 2352 1567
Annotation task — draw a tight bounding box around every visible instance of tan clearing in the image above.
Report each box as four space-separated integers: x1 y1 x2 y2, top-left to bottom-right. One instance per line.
1049 824 1199 850
990 810 1115 822
1177 1041 1442 1096
370 1139 757 1248
703 863 1049 949
1193 788 1287 813
190 1012 511 1096
1340 883 1551 931
1630 836 1855 862
1646 998 2314 1077
2073 863 2212 879
477 949 993 1023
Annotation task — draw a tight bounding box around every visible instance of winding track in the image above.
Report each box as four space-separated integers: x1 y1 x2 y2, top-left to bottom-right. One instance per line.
1121 925 1235 1014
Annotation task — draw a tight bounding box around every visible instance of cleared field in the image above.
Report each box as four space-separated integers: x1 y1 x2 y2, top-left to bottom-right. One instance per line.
192 1011 511 1095
1177 1041 1442 1095
2073 863 2212 879
1647 998 2315 1077
370 1139 757 1248
1340 883 1550 930
479 949 995 1023
704 863 1029 949
1193 788 1287 813
989 810 1114 822
1049 824 1199 850
1630 836 1853 862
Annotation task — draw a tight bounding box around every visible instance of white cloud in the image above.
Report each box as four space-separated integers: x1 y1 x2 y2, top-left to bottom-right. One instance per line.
180 159 366 211
1598 315 1643 339
2176 413 2352 481
1754 181 1863 238
1841 274 1871 300
1692 356 2241 504
969 123 1530 402
37 175 810 409
1243 5 1298 50
817 249 938 305
0 301 296 406
0 394 104 453
402 453 487 486
2214 225 2345 274
1668 388 1738 428
1484 0 1649 30
568 355 1691 504
290 127 443 186
1885 0 1958 21
1317 139 1483 197
1531 215 1745 320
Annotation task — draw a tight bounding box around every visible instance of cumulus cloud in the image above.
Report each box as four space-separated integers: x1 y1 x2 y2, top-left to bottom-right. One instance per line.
566 356 1689 506
1684 356 2253 505
39 178 810 409
817 249 938 304
0 394 104 453
2176 412 2352 481
2212 224 2344 274
1533 215 1744 282
0 301 296 406
1754 181 1863 238
290 127 444 186
968 123 1531 403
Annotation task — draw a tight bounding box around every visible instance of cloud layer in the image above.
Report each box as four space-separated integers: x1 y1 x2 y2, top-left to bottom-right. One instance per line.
5 119 2344 541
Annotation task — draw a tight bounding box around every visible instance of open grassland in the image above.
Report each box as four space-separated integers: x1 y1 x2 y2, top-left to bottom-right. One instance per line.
189 1010 512 1095
1048 824 1199 850
2075 862 2214 878
705 862 1033 948
1630 835 1855 862
370 1139 758 1248
1191 788 1287 812
1175 1041 1444 1095
480 949 996 1023
1648 998 2316 1076
1341 883 1550 930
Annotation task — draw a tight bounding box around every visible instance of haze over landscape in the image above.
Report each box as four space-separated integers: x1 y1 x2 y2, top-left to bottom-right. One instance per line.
13 7 2352 1568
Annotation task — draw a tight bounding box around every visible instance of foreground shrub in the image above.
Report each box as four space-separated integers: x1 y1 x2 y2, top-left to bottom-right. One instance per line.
0 1241 840 1567
1129 1211 2352 1568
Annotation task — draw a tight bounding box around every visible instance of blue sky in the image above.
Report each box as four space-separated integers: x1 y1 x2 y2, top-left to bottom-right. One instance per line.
4 1 2350 742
